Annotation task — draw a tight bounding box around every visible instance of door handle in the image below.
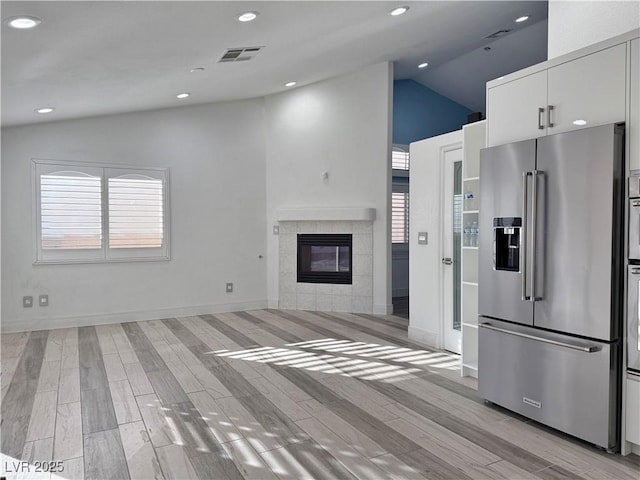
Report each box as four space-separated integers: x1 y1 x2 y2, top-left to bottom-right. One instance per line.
547 105 554 128
479 323 599 352
442 257 453 265
531 170 543 302
537 107 545 130
522 172 531 301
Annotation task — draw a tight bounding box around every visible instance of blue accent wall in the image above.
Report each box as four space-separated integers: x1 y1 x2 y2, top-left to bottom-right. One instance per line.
393 80 472 145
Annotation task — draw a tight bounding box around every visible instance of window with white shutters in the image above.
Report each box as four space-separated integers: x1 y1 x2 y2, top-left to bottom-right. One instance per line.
391 189 409 244
392 147 410 171
33 160 170 263
391 145 410 245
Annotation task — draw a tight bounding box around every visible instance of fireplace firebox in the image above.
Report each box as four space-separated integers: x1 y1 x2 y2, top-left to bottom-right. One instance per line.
297 234 352 284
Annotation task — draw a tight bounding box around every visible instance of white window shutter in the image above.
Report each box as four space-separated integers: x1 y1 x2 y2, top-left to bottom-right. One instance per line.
108 175 164 249
40 171 103 250
391 191 409 244
392 147 410 171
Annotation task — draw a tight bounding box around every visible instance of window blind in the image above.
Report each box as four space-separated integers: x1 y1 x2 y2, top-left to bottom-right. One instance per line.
108 175 164 249
392 191 409 243
392 148 410 170
34 159 169 263
40 172 102 250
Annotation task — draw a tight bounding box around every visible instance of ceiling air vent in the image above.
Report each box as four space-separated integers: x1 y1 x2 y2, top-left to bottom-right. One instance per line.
485 29 512 39
218 46 263 63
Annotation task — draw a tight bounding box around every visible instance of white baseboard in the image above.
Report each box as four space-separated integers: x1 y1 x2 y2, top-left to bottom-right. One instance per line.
462 365 478 378
408 325 440 349
1 299 268 333
631 442 640 456
373 303 393 315
267 299 279 309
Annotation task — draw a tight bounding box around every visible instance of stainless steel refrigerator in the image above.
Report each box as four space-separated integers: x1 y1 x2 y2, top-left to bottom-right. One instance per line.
478 123 624 452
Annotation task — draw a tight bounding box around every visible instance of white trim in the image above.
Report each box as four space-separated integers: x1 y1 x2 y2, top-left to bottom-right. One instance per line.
0 299 268 333
277 207 376 222
373 303 394 315
407 325 439 349
462 364 478 378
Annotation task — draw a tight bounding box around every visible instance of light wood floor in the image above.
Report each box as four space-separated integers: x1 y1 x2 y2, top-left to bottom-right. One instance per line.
1 309 639 480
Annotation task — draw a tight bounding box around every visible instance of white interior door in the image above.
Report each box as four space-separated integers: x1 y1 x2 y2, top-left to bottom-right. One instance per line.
442 148 463 354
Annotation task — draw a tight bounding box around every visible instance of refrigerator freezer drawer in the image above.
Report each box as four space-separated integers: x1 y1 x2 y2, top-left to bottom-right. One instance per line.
478 318 619 450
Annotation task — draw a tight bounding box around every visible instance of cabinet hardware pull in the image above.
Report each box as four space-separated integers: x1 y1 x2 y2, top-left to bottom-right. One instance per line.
547 105 554 128
537 107 545 130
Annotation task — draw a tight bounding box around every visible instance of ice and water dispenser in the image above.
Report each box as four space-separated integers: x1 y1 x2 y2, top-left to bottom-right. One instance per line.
493 217 521 272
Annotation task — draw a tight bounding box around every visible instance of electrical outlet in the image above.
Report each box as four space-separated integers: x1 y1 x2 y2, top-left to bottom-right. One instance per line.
226 283 233 293
23 296 33 308
39 295 49 307
273 225 279 235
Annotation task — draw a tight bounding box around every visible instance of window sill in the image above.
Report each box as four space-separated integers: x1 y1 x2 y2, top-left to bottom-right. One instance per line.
33 255 171 266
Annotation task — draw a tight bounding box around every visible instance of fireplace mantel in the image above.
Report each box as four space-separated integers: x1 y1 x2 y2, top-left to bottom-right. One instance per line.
276 207 376 222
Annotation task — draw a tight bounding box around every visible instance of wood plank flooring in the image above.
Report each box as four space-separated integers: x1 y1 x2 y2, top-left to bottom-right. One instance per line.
1 310 639 480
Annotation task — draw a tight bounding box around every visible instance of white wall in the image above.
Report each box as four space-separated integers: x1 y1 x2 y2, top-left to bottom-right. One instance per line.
1 100 267 331
408 129 463 347
549 0 640 58
265 62 393 314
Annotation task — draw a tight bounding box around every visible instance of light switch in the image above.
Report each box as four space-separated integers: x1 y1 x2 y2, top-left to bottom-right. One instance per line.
418 232 428 245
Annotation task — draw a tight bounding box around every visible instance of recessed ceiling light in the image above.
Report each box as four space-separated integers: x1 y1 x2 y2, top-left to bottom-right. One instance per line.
418 62 429 69
238 11 258 22
6 15 42 29
285 81 297 87
190 67 205 73
389 6 409 16
35 107 54 114
176 93 190 99
515 15 529 23
573 119 587 126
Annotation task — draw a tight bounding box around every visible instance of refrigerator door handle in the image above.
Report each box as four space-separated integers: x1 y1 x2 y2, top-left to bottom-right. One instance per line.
531 170 543 302
479 323 600 352
522 171 532 301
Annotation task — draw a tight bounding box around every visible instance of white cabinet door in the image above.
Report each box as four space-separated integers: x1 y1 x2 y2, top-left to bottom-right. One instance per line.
547 44 627 135
486 70 547 146
630 39 640 171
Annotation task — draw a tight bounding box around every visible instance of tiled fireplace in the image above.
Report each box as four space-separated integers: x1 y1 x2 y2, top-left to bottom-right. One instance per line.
277 208 375 313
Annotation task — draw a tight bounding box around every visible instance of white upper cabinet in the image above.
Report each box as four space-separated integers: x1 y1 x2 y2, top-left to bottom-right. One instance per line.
487 41 629 147
547 43 626 135
631 38 640 171
486 71 547 146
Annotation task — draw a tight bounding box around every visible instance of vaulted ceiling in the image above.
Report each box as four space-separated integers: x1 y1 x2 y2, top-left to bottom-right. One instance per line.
2 1 548 127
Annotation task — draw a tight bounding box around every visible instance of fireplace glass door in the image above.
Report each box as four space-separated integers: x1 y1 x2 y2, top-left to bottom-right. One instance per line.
297 234 352 284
